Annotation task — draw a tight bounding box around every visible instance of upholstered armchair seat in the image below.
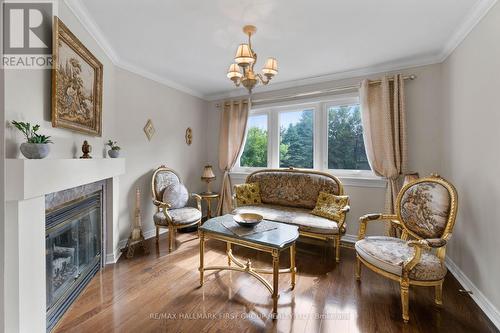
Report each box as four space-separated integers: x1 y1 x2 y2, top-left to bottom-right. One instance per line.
355 236 447 281
355 174 458 323
153 207 202 226
151 166 202 252
233 204 339 235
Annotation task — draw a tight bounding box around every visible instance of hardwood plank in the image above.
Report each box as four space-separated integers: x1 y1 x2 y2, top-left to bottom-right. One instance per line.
54 232 498 333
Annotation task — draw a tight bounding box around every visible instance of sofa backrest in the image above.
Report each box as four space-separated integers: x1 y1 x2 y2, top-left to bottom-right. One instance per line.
246 168 343 209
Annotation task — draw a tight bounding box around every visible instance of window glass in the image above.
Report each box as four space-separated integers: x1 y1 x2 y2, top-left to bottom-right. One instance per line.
240 114 268 168
279 109 314 168
327 104 370 170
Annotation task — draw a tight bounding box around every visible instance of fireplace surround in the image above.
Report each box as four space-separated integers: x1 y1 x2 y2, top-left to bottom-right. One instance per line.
5 158 125 333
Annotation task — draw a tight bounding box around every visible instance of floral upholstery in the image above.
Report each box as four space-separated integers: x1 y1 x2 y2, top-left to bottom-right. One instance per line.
400 182 451 238
154 207 201 226
311 192 349 221
163 182 189 209
154 170 180 200
235 183 262 206
355 236 447 281
247 171 341 209
233 204 339 235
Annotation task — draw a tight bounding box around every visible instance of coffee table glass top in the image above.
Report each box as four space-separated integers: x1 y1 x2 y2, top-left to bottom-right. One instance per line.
200 214 299 249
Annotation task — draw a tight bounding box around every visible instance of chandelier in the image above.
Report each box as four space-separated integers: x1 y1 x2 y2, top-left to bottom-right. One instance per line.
227 25 278 94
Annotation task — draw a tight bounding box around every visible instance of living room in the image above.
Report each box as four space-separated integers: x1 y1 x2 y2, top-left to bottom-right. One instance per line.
1 0 499 332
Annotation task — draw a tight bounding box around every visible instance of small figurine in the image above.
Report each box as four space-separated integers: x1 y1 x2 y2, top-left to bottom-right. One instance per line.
80 140 92 159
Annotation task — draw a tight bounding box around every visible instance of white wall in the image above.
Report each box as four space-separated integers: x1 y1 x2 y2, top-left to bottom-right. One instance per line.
4 2 116 159
442 1 500 317
113 67 208 241
0 55 5 332
207 63 444 237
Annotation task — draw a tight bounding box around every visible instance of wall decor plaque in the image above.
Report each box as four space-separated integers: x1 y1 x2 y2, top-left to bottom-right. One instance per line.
52 17 103 136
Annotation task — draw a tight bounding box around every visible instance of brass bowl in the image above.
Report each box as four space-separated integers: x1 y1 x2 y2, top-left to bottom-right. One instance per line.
233 213 263 227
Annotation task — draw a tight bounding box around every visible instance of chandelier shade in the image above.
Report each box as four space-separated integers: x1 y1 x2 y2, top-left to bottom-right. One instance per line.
262 57 278 76
234 44 254 66
227 63 243 79
227 25 278 94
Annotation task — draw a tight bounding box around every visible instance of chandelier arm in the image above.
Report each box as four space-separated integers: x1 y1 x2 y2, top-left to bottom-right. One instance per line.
256 73 270 85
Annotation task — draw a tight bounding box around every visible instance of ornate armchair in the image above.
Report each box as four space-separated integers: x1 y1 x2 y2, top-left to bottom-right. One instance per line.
151 166 202 252
355 174 458 323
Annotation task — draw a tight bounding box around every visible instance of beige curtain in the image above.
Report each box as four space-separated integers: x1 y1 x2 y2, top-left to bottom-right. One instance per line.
216 99 250 215
360 75 407 235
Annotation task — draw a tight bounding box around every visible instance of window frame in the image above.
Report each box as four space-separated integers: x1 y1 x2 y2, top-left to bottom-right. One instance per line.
233 93 380 181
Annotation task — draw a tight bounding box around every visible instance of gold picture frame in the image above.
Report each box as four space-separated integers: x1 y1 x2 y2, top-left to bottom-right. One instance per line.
51 16 103 136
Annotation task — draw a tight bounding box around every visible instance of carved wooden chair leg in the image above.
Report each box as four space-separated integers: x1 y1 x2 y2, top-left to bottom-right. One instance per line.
435 281 443 305
155 226 159 243
355 256 361 281
335 235 341 263
168 225 174 252
400 277 410 323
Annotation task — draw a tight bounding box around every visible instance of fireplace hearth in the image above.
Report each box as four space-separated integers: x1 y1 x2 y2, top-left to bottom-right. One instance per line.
45 184 104 332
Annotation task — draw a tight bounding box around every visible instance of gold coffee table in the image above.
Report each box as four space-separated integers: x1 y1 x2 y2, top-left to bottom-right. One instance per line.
198 214 299 318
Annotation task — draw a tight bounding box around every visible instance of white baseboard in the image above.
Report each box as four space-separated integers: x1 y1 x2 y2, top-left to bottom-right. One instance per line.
106 228 168 264
445 257 500 330
341 233 358 244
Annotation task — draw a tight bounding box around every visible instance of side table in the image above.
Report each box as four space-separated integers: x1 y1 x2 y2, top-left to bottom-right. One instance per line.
198 192 220 221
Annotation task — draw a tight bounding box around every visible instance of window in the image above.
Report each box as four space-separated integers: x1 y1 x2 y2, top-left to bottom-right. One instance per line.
235 95 375 179
240 114 268 168
327 104 370 170
279 109 314 168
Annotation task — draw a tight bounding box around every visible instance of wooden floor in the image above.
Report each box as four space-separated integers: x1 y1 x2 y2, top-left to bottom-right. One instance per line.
55 232 497 333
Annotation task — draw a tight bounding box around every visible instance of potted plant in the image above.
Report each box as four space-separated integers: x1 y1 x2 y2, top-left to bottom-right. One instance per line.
106 140 121 158
11 121 53 159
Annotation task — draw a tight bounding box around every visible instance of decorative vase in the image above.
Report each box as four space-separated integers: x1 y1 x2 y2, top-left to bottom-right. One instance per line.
20 143 50 159
108 149 120 158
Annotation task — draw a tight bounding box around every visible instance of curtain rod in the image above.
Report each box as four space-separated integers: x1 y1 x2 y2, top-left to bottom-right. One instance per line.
216 74 416 108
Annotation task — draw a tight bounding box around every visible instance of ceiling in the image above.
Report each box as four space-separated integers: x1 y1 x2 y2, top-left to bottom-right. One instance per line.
67 0 489 99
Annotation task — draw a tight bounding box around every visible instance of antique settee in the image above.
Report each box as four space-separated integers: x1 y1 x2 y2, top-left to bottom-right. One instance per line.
233 168 350 262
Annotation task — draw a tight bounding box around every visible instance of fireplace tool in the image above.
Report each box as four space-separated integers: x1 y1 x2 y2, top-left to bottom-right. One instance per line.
123 187 149 258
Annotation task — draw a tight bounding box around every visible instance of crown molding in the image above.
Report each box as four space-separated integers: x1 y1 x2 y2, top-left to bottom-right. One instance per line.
63 0 205 99
438 0 498 62
64 0 498 102
205 53 441 101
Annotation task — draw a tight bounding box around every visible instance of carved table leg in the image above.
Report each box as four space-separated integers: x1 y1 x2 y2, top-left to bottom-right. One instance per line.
290 243 296 289
199 231 205 286
227 242 232 266
272 249 280 319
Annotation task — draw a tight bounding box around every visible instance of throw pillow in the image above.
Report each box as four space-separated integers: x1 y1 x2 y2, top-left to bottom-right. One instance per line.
163 182 189 209
311 191 349 221
235 183 262 206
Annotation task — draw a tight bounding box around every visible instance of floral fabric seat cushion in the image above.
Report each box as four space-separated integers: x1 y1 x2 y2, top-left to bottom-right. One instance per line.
355 236 447 281
233 204 339 235
247 171 340 209
154 207 201 226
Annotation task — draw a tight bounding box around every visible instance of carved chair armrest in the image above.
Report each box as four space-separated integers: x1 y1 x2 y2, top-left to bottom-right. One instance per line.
191 193 202 211
340 205 350 213
153 199 171 211
334 204 350 234
358 214 399 240
403 239 447 272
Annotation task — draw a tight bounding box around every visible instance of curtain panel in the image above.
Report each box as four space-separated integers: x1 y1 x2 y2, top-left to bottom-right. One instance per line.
216 99 250 215
360 75 408 235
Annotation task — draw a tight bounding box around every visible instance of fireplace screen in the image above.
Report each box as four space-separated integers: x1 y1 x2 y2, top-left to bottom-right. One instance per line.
46 191 102 331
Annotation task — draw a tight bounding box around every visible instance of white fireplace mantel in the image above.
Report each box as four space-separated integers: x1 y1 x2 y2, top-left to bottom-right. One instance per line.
6 158 125 201
4 158 125 333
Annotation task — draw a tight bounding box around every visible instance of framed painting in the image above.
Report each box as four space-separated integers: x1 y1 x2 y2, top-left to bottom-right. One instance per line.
52 16 103 136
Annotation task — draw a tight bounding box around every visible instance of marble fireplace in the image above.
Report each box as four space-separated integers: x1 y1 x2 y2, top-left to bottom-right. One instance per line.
5 158 125 333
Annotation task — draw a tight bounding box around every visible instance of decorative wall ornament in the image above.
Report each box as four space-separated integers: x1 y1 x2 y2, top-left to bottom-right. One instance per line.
52 17 103 136
185 127 193 145
143 119 155 141
80 140 92 159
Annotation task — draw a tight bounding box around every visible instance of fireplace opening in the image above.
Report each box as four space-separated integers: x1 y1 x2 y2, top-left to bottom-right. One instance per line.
46 189 103 332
